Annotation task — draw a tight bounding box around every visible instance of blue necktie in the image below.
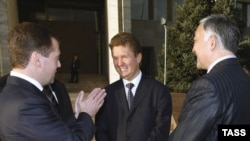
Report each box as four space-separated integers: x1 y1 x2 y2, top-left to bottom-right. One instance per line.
126 83 134 109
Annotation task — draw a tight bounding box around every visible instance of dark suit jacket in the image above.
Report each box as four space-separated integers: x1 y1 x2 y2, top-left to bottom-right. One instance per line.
169 58 250 141
95 74 172 141
50 79 75 127
0 76 95 141
0 74 75 127
0 74 8 91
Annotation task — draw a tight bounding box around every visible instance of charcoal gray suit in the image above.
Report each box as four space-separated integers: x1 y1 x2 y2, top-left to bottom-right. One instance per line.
0 76 95 141
169 58 250 141
50 79 76 127
95 74 172 141
0 74 75 128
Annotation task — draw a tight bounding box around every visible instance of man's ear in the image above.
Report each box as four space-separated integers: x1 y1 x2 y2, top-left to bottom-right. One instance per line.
136 52 142 63
209 35 217 51
31 51 42 67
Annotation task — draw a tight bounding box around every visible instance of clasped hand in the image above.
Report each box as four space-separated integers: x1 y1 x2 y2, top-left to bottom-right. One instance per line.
74 88 106 118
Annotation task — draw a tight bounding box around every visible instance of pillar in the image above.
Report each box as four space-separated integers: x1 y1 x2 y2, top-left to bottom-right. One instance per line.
106 0 131 83
0 0 18 76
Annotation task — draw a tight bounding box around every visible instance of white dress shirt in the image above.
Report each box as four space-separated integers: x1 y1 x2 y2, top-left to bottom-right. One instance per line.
123 71 142 99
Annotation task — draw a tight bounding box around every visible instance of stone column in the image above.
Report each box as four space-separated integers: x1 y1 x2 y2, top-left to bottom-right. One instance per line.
119 0 131 32
7 0 19 30
106 0 131 83
106 0 119 83
0 0 9 76
0 0 18 76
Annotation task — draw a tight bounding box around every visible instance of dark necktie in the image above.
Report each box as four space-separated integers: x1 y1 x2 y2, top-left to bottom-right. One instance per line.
43 85 58 108
126 83 134 109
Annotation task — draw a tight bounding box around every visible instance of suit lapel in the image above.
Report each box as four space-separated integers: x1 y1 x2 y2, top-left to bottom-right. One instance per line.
8 76 60 114
114 80 130 113
129 75 148 113
114 76 150 114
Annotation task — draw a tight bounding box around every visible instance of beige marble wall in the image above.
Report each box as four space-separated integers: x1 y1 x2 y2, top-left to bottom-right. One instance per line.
7 0 18 30
0 0 18 76
0 0 9 76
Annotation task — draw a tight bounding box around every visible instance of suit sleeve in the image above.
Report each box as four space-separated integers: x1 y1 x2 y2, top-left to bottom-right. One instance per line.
148 85 172 141
168 78 219 141
19 96 95 141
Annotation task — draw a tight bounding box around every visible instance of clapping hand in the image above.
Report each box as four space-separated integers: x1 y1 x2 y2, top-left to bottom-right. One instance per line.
74 88 106 118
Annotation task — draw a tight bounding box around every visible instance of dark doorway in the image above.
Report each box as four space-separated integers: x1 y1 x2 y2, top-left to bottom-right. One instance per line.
39 20 98 73
141 47 157 77
17 0 106 74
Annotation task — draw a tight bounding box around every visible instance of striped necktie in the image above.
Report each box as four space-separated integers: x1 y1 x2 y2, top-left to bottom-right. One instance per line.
43 85 58 108
126 83 134 109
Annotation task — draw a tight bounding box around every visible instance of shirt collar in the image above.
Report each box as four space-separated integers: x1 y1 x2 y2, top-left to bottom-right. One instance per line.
207 55 236 73
10 70 43 91
123 71 142 89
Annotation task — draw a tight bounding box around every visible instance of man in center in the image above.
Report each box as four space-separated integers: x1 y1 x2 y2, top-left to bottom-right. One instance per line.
95 32 172 141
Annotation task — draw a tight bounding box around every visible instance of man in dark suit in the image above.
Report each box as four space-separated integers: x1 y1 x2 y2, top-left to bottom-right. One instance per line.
95 32 172 141
168 14 250 141
0 75 76 128
70 54 80 83
0 22 106 141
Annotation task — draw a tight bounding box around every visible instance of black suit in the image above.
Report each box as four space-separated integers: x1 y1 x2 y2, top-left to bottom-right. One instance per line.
0 76 94 141
70 57 80 83
0 74 75 127
95 74 172 141
0 74 8 91
50 79 75 127
169 58 250 141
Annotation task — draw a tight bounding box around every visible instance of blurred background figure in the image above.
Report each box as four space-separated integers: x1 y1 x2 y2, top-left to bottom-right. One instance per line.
70 54 80 83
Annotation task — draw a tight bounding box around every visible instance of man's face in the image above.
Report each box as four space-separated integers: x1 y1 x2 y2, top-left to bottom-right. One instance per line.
112 45 141 81
192 24 211 70
41 37 61 84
